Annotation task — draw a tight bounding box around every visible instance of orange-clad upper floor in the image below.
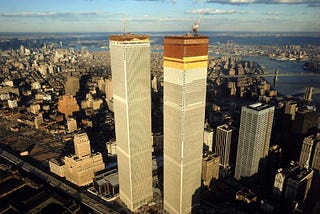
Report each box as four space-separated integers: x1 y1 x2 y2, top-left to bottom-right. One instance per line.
164 35 208 59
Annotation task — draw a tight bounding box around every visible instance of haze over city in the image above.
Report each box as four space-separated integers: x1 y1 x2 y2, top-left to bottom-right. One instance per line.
1 0 320 32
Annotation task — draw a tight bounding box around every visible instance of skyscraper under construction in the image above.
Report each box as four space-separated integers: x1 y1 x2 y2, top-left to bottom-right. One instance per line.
163 35 208 214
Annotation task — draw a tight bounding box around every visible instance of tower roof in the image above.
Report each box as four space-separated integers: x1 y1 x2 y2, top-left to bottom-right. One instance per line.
164 35 208 44
246 103 273 111
109 34 149 42
164 35 208 59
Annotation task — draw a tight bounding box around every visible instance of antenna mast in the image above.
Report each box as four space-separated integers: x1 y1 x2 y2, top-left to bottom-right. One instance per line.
122 15 126 34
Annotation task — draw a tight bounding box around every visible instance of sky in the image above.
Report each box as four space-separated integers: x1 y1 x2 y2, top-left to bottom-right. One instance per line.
0 0 319 32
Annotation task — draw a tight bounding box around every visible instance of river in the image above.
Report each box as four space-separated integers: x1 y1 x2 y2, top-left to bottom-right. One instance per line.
242 56 320 105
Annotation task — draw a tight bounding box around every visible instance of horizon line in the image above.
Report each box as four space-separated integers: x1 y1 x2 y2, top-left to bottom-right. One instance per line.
1 31 320 34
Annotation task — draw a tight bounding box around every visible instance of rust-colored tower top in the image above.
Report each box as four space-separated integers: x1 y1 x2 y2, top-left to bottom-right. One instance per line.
164 35 208 43
109 34 149 42
164 35 208 59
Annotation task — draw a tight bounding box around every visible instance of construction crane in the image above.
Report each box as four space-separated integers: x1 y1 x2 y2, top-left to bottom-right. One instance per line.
192 11 203 36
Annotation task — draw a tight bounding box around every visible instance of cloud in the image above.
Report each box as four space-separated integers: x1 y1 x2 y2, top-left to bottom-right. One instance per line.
205 0 320 7
126 16 193 22
239 10 255 14
186 8 237 14
265 11 284 15
0 11 106 17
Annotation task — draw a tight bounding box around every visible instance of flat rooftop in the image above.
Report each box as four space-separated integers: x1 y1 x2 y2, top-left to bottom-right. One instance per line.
164 35 208 45
217 124 235 131
49 158 64 166
95 171 119 186
109 34 149 41
246 102 273 111
291 168 313 181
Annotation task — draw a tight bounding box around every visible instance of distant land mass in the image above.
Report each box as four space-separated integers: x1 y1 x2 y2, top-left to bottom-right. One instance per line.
1 31 320 51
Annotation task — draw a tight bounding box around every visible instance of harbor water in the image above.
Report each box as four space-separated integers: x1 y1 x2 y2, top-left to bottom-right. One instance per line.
243 56 320 105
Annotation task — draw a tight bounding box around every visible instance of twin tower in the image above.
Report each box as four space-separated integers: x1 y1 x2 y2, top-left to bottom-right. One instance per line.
110 34 208 214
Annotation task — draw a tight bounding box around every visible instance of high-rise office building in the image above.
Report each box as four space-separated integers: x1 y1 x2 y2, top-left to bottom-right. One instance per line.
203 127 214 152
163 35 208 214
50 133 105 186
273 162 314 203
285 168 314 202
105 78 113 101
273 162 300 199
215 124 235 168
201 153 220 186
74 133 91 158
291 108 319 135
64 76 80 96
105 78 114 112
299 135 319 168
312 140 320 170
310 137 320 208
304 86 313 101
109 34 153 211
284 101 297 120
235 103 274 180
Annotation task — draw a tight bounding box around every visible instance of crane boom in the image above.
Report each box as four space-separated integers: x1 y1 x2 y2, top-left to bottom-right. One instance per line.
192 11 203 36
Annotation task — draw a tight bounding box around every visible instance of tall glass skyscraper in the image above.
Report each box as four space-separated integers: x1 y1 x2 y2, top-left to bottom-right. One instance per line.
163 35 208 214
235 103 274 180
109 34 153 211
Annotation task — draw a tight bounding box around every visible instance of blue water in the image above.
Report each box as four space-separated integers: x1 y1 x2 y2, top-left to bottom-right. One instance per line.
1 32 320 51
243 56 320 104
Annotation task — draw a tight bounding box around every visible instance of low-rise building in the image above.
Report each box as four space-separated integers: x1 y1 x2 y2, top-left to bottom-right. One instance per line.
236 188 257 204
93 170 119 197
8 99 18 109
29 104 41 115
49 159 65 177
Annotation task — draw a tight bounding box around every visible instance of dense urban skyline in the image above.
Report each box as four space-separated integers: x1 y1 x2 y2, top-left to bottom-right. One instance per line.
1 0 320 32
1 0 320 213
1 28 320 213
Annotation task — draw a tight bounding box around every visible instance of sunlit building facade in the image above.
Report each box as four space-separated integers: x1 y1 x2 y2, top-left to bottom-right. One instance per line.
163 35 208 214
109 34 153 211
215 124 235 168
235 103 274 180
